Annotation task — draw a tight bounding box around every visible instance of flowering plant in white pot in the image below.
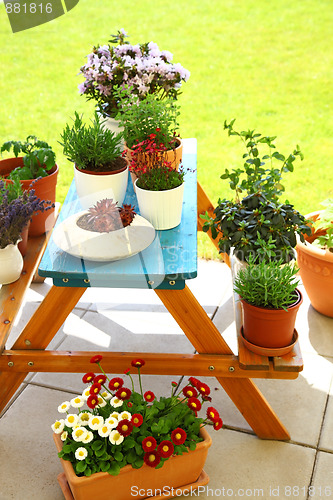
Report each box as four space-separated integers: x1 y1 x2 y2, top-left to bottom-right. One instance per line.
78 29 190 118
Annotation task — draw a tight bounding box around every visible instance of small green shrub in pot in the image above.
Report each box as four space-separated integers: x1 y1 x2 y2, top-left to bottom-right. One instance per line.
311 198 333 251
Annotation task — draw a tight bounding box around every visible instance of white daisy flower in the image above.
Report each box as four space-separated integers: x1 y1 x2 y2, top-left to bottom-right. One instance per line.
75 447 88 461
51 419 65 434
100 390 111 401
58 401 70 413
82 387 91 400
119 411 131 421
78 412 91 426
82 431 94 444
109 411 120 420
61 431 68 442
104 416 118 429
70 396 85 409
88 415 104 431
98 424 112 438
96 396 107 408
65 414 79 428
111 396 123 408
72 426 88 442
109 430 124 445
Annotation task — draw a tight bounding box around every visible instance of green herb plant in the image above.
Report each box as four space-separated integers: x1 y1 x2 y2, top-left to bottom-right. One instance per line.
1 136 56 180
59 112 123 172
312 198 333 252
233 255 300 311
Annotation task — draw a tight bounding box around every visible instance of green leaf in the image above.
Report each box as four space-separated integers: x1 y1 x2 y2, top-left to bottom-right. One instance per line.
109 462 121 476
114 451 124 462
92 440 104 451
76 461 87 474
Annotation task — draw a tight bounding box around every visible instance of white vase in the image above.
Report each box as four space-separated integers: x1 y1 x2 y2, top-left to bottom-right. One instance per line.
74 164 129 210
98 114 125 148
0 243 24 285
135 180 184 230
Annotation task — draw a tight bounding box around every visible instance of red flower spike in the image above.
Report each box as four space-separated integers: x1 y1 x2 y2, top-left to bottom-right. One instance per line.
89 383 102 395
142 436 157 452
182 386 198 398
144 391 155 402
94 374 107 385
132 414 143 427
131 359 145 368
115 387 132 400
144 451 161 468
90 355 103 364
117 419 133 437
108 377 124 391
197 382 211 396
82 372 95 384
187 397 202 412
213 418 223 430
171 428 187 445
188 377 200 388
157 440 174 458
206 406 220 422
87 394 98 409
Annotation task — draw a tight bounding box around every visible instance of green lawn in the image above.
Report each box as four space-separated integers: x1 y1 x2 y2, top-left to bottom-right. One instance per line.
1 0 332 259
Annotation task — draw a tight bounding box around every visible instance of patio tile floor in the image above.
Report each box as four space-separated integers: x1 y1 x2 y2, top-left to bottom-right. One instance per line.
0 259 332 499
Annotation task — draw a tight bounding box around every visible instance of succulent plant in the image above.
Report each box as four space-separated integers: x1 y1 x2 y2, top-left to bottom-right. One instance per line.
83 199 136 233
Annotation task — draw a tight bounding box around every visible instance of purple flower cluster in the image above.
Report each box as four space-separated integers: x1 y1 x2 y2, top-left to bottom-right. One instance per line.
0 180 53 249
78 29 190 117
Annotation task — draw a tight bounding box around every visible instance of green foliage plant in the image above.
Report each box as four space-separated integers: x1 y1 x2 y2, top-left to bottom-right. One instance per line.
115 88 180 150
52 355 222 477
1 135 56 180
59 112 123 172
233 255 300 311
312 198 333 252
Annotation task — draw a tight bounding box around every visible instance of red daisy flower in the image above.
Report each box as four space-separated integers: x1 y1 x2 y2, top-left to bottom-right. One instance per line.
206 406 220 422
171 428 187 445
94 374 107 385
132 414 143 427
131 359 145 368
202 395 212 402
197 382 211 396
124 368 131 375
143 451 161 468
182 386 198 398
108 377 124 391
171 381 178 387
144 391 155 402
82 372 95 384
89 382 102 395
87 394 98 409
115 387 132 401
188 377 200 388
157 440 174 458
117 419 133 437
142 436 157 452
187 397 202 412
213 418 223 430
90 355 103 364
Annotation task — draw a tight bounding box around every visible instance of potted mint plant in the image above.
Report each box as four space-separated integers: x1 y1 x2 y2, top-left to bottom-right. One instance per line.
233 256 302 355
0 135 58 236
52 355 221 500
296 199 333 317
59 112 129 209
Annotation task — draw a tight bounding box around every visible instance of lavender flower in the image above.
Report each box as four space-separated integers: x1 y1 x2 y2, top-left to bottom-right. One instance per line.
78 29 190 117
0 179 54 249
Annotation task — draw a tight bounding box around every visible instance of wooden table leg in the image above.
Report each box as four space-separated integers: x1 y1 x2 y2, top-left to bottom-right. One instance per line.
155 286 290 440
0 286 85 413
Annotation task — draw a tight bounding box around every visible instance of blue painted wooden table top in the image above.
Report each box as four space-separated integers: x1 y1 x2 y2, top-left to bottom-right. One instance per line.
38 139 197 290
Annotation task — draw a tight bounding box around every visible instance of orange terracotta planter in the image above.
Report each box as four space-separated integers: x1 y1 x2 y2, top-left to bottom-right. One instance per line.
296 211 333 317
241 289 303 349
53 426 211 500
0 157 58 236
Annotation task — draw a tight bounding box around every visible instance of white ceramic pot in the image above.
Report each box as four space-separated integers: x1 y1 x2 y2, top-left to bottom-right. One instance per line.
74 162 129 210
0 243 23 285
135 180 184 230
98 114 125 148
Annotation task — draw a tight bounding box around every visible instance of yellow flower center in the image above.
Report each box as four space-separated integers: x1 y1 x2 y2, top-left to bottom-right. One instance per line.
55 422 61 429
146 442 152 448
114 399 120 404
81 414 89 422
78 451 85 457
163 445 169 452
175 433 181 440
122 425 128 432
114 382 120 388
68 416 75 423
134 418 138 424
92 418 99 425
102 426 108 433
61 404 67 409
192 402 197 408
74 398 80 403
188 390 193 397
76 429 84 436
148 455 155 462
209 412 215 418
114 432 121 440
120 392 126 398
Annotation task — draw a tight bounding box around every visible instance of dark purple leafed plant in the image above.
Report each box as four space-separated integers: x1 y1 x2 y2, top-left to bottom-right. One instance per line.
0 179 53 249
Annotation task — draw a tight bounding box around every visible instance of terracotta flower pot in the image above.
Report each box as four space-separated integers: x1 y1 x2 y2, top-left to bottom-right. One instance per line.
241 289 303 349
296 211 333 317
74 158 129 210
53 426 211 500
126 138 183 172
0 157 58 236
